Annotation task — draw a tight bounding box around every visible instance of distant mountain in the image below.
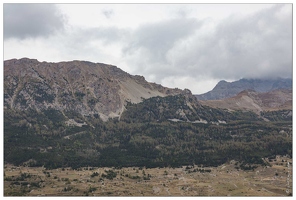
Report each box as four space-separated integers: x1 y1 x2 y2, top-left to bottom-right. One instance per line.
201 89 292 115
196 78 292 100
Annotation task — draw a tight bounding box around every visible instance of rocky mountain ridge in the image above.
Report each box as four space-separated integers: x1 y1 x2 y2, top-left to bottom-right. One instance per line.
4 58 187 121
196 78 292 100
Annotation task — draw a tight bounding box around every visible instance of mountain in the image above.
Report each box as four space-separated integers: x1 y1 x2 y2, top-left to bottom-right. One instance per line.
196 78 292 100
4 58 183 121
4 58 255 126
4 58 292 170
201 89 292 115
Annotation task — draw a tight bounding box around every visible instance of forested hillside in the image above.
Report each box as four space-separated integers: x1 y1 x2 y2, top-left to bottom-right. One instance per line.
4 95 292 170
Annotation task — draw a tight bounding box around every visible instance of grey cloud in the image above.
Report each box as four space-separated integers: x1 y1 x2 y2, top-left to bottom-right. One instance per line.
122 18 202 77
213 5 291 78
4 4 66 39
168 4 292 81
70 26 128 45
53 26 130 63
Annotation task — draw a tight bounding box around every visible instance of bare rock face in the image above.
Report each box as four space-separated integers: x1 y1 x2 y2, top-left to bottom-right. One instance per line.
4 58 185 121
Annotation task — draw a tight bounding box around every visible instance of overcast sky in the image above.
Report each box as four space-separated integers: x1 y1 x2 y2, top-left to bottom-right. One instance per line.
3 3 292 94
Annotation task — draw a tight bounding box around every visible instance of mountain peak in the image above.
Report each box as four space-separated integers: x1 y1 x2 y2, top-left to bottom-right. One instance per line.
196 78 292 100
4 58 186 121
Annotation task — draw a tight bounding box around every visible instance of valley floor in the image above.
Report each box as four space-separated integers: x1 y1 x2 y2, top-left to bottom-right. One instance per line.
4 156 292 196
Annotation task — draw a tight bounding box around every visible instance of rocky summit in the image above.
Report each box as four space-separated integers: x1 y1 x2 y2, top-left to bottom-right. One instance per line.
196 78 292 100
4 58 186 121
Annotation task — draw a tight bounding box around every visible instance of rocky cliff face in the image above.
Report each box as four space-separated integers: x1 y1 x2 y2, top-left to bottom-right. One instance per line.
4 58 185 121
196 78 292 100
